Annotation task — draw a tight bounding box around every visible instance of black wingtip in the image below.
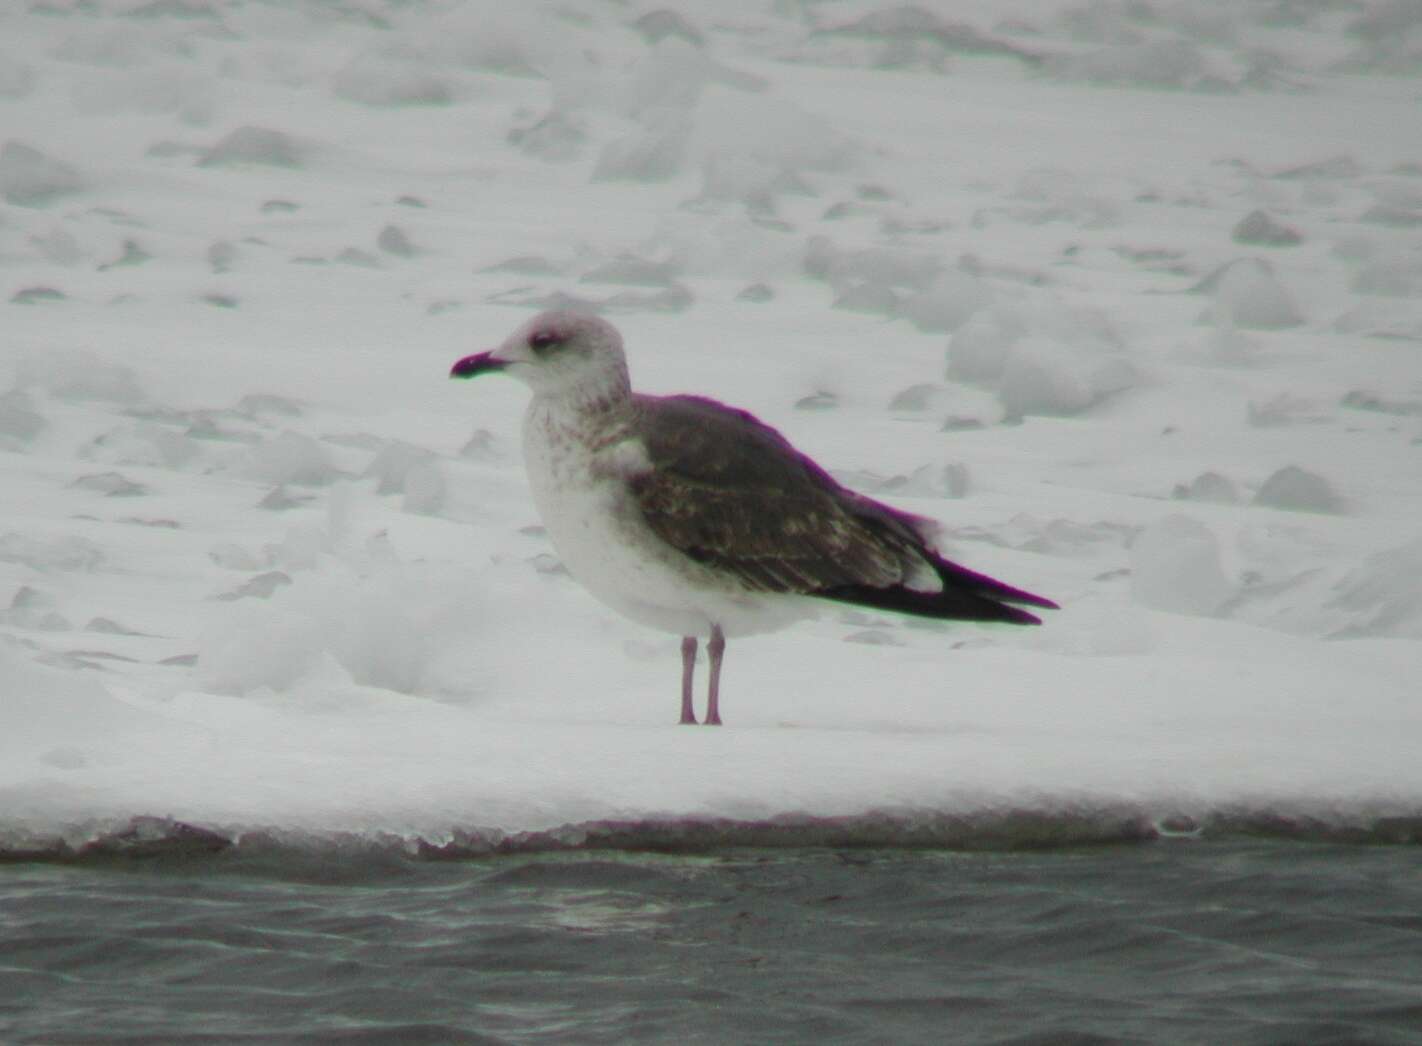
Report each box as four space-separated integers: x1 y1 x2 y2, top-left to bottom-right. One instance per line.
814 582 1048 626
932 557 1058 612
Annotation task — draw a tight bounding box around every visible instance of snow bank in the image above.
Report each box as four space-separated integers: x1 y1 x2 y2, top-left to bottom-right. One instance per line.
0 0 1418 854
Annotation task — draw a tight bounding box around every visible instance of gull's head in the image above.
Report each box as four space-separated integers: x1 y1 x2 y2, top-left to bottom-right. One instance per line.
451 310 630 400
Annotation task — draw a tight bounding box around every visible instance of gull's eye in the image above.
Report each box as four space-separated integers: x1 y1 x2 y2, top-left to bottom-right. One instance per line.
528 330 561 353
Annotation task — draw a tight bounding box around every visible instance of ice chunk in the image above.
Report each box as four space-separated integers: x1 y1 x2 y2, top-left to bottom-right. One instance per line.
402 462 447 516
2 586 69 631
833 281 900 315
1273 155 1362 181
70 472 148 497
376 225 416 257
333 54 452 107
236 393 302 420
0 533 104 573
1046 39 1218 90
998 337 1134 418
1253 466 1344 514
363 441 438 495
1232 210 1302 247
1326 537 1422 639
29 226 84 266
207 240 237 273
804 236 940 298
0 141 84 206
335 247 380 267
199 126 301 168
898 268 993 333
199 602 326 693
215 571 293 602
947 301 1136 418
593 114 688 182
508 110 587 163
947 307 1024 384
802 5 1038 72
1359 203 1422 229
11 287 66 305
1131 515 1233 616
0 55 36 100
1197 259 1304 329
622 38 766 123
1350 248 1422 298
0 389 45 444
199 564 485 696
1340 390 1422 417
17 351 145 404
1172 471 1239 504
0 641 159 759
633 9 704 47
247 432 340 487
81 422 198 470
1246 394 1330 428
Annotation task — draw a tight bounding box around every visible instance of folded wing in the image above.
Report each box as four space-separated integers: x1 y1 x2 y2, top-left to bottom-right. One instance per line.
628 394 1058 625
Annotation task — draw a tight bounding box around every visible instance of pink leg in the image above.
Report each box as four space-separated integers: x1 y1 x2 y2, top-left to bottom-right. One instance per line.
679 636 698 725
704 625 725 727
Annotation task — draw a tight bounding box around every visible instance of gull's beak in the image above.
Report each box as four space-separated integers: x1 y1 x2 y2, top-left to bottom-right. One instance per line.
450 350 508 379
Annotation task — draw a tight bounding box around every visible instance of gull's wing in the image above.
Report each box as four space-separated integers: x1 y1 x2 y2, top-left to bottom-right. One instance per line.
628 394 1057 623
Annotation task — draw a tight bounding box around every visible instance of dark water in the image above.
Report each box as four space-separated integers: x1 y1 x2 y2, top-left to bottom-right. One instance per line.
4 841 1422 1044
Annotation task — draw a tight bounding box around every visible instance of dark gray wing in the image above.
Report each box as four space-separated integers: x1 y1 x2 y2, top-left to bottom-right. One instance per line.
627 394 936 594
627 394 1059 624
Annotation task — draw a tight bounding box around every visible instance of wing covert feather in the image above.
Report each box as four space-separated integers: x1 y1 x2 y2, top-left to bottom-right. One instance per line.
627 395 920 594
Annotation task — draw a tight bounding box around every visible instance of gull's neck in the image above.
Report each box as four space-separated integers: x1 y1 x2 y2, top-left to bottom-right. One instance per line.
530 367 632 424
526 368 636 459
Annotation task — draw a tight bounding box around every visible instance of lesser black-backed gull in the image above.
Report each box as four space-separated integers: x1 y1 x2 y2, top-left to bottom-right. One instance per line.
451 310 1057 725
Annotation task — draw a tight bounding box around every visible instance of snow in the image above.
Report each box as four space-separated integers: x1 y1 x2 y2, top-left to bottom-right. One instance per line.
1 0 1420 854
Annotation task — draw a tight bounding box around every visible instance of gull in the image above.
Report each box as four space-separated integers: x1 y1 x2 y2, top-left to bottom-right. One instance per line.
451 310 1057 725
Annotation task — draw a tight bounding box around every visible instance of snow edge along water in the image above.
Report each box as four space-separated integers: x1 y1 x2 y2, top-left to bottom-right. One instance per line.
5 804 1422 866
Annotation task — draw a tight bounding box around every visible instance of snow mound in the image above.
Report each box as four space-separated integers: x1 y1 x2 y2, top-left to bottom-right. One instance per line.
509 109 588 163
199 563 487 698
796 6 1039 73
1349 246 1422 298
199 126 302 168
805 235 941 316
1326 537 1422 639
1172 471 1240 504
0 533 105 573
0 140 84 206
1232 209 1302 247
246 432 340 487
0 389 46 445
1130 515 1234 616
1196 259 1304 329
332 52 453 107
899 268 994 333
0 54 36 100
1045 39 1222 90
947 301 1138 417
0 639 161 771
16 351 146 405
1253 465 1345 514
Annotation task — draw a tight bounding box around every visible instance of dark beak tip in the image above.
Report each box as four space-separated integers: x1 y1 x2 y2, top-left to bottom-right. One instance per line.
450 351 504 379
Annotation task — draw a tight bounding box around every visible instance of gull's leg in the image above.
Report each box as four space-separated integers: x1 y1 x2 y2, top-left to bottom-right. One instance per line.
680 636 698 725
704 624 725 727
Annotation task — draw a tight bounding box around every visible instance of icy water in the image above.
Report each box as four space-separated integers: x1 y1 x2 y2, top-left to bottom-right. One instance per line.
4 841 1422 1044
